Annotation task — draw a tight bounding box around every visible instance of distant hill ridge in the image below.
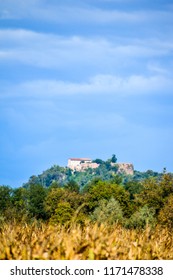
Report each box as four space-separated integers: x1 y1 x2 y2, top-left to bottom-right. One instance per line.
23 155 146 189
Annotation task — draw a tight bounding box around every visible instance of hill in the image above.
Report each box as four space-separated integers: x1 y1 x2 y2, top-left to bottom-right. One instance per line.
23 155 163 189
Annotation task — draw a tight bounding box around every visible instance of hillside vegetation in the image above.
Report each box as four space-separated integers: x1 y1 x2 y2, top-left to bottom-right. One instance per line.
23 155 162 189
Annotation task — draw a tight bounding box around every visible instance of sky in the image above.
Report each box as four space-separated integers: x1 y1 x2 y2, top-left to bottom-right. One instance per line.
0 0 173 188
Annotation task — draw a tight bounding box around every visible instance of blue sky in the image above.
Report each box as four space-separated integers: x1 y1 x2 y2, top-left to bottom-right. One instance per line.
0 0 173 187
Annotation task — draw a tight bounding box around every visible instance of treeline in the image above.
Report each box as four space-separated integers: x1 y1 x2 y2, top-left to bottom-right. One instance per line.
1 173 173 228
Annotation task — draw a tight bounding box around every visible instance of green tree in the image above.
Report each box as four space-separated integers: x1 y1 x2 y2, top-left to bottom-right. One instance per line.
49 181 62 190
92 158 104 164
11 187 29 221
0 185 12 215
135 178 164 214
86 180 131 216
124 181 144 200
28 184 47 220
44 187 65 217
111 154 117 163
50 201 73 225
159 173 173 198
158 194 173 228
110 174 123 185
90 197 123 225
125 205 156 229
45 187 87 221
135 174 173 215
64 180 80 193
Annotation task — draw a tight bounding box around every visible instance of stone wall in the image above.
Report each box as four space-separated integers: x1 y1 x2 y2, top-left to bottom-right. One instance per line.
116 163 134 175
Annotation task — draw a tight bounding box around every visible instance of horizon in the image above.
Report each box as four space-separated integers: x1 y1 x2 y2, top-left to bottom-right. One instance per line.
1 0 173 188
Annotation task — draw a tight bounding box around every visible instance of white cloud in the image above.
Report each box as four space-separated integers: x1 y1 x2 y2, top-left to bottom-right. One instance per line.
1 74 172 101
1 0 173 24
0 29 172 71
90 74 172 94
0 0 40 19
0 0 145 22
147 63 170 75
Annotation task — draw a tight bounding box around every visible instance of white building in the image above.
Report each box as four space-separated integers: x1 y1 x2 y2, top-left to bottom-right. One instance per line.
67 158 99 171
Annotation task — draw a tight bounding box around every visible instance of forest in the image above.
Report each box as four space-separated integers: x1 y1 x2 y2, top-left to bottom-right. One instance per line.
0 156 173 259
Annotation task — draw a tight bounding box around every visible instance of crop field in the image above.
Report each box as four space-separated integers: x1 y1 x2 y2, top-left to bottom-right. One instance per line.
0 222 173 260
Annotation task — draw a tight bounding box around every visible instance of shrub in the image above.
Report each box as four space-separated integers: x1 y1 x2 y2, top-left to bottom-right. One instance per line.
50 202 73 225
90 197 123 225
158 194 173 228
125 205 156 229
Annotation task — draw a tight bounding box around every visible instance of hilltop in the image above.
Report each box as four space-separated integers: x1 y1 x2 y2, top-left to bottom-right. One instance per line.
23 155 162 189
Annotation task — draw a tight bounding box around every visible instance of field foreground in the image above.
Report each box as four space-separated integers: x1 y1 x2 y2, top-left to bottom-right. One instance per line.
0 222 173 260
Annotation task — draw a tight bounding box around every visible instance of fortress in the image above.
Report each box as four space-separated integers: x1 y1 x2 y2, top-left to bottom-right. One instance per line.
67 158 134 175
67 158 99 172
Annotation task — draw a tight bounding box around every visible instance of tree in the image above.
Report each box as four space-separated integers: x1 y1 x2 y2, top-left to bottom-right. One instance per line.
125 205 156 229
135 174 173 215
44 187 65 217
64 180 80 193
110 174 123 185
134 178 164 214
49 181 62 190
159 173 173 198
50 202 73 225
92 158 104 164
0 185 12 215
111 154 117 163
86 180 131 216
28 184 47 220
124 181 144 200
45 184 88 224
90 197 123 225
11 187 29 221
158 194 173 228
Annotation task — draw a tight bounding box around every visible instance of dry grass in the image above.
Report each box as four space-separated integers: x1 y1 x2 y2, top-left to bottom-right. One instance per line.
0 222 173 260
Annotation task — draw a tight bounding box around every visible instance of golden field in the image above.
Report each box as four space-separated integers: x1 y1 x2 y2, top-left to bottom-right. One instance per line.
0 222 173 260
